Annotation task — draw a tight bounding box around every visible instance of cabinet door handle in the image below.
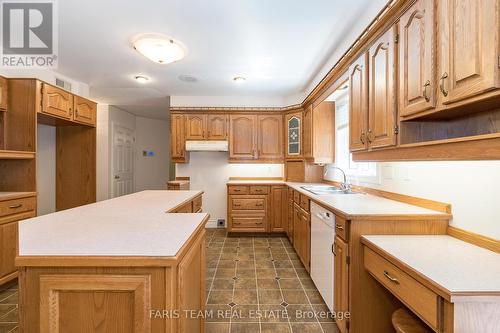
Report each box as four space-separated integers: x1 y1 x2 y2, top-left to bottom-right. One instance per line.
332 244 337 256
439 72 449 97
9 204 22 209
256 203 263 207
256 222 263 225
360 132 365 144
423 80 431 102
383 270 400 284
336 224 344 230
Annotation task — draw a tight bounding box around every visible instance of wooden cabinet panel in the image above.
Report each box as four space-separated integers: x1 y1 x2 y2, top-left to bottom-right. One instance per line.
0 197 36 217
285 112 302 158
271 186 287 232
439 0 499 105
171 114 187 162
399 0 436 117
257 115 283 161
229 115 257 160
73 96 97 126
292 204 302 256
309 102 335 164
41 83 73 120
368 25 398 149
207 114 228 140
230 214 266 231
231 197 266 210
0 76 7 111
303 106 313 158
334 236 349 333
293 204 310 272
249 186 270 195
186 114 207 140
287 201 294 242
349 53 369 152
228 186 249 195
0 221 17 280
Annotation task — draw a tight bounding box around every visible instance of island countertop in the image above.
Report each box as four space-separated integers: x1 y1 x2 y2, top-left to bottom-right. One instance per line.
18 190 207 257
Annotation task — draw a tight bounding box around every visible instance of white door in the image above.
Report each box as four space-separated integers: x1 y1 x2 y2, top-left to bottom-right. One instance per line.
112 124 135 198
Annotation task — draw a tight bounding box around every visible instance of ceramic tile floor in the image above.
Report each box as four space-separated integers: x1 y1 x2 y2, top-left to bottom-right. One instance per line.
0 281 18 333
205 229 339 333
0 229 339 333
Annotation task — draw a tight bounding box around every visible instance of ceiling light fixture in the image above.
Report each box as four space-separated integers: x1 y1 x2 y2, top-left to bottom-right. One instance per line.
132 33 186 64
134 75 150 83
233 76 246 83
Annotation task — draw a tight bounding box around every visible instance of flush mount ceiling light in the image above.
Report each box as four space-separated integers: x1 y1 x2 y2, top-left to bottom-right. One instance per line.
178 74 198 83
132 33 186 64
233 76 246 83
134 75 150 83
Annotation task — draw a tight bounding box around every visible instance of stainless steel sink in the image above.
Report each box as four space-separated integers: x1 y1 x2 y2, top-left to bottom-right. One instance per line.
301 185 346 195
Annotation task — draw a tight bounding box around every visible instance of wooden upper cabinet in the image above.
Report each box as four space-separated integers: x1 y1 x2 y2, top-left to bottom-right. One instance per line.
73 96 97 126
349 53 369 152
229 114 257 160
439 0 499 106
257 114 283 161
185 114 207 140
304 102 335 164
285 112 302 158
171 114 187 162
368 25 398 149
207 114 228 140
0 76 7 111
399 0 436 117
41 83 73 120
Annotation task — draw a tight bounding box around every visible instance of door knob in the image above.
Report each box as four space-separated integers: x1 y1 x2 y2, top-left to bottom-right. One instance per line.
114 175 120 179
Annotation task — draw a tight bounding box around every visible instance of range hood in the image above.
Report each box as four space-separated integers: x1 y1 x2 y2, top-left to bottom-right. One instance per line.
185 140 228 152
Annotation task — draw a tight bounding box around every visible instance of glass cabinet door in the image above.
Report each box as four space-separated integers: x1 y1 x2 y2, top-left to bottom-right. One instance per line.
288 116 300 155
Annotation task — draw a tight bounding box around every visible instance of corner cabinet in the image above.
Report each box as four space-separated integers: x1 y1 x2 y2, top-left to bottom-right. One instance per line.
303 102 335 164
171 114 188 163
0 76 7 111
285 112 302 158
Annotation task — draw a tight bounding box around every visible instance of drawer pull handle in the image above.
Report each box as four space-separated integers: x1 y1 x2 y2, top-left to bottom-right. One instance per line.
234 189 241 192
256 203 263 207
383 271 400 284
256 222 263 225
336 224 344 230
234 204 241 207
9 204 23 209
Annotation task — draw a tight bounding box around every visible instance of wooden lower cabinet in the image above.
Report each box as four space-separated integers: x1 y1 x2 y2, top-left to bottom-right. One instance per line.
334 236 349 333
0 76 7 111
171 195 203 213
227 184 287 233
17 224 206 333
292 202 311 272
0 193 37 286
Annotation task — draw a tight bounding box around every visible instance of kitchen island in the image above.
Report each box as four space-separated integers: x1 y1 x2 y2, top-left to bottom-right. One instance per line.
16 190 208 333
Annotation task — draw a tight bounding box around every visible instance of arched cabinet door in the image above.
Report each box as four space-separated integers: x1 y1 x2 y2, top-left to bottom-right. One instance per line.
286 112 302 158
349 53 369 152
257 114 283 161
207 114 228 140
186 114 207 140
229 114 257 160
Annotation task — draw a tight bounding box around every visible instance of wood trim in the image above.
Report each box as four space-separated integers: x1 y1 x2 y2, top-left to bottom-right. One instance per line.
175 176 190 181
228 177 284 181
0 150 35 159
171 105 301 113
0 192 36 201
447 226 500 253
324 180 451 214
39 274 151 333
0 271 17 285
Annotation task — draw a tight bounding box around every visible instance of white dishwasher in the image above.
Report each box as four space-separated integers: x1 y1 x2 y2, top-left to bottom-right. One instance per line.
310 201 335 312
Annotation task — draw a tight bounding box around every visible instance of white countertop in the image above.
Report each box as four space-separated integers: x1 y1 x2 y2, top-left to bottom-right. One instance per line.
362 235 500 297
290 182 448 218
18 190 207 257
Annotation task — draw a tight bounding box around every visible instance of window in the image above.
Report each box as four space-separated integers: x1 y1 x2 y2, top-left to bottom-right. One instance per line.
333 93 380 184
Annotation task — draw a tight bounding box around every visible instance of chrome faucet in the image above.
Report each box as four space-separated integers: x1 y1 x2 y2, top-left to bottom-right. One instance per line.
325 166 352 193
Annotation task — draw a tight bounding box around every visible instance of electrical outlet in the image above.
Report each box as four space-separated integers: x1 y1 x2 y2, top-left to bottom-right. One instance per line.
217 219 225 228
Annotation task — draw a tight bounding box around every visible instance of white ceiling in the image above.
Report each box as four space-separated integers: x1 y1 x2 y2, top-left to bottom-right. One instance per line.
56 0 387 116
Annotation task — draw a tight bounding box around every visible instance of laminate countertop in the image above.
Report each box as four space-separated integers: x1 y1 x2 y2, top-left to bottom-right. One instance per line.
361 235 500 298
227 180 450 219
18 190 207 257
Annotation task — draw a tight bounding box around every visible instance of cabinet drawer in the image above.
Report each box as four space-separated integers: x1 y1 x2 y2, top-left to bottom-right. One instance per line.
193 196 202 212
293 190 300 203
228 186 249 195
364 247 439 330
334 216 348 241
249 186 269 195
231 198 266 210
173 201 192 213
230 215 266 230
299 194 310 211
0 197 36 218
